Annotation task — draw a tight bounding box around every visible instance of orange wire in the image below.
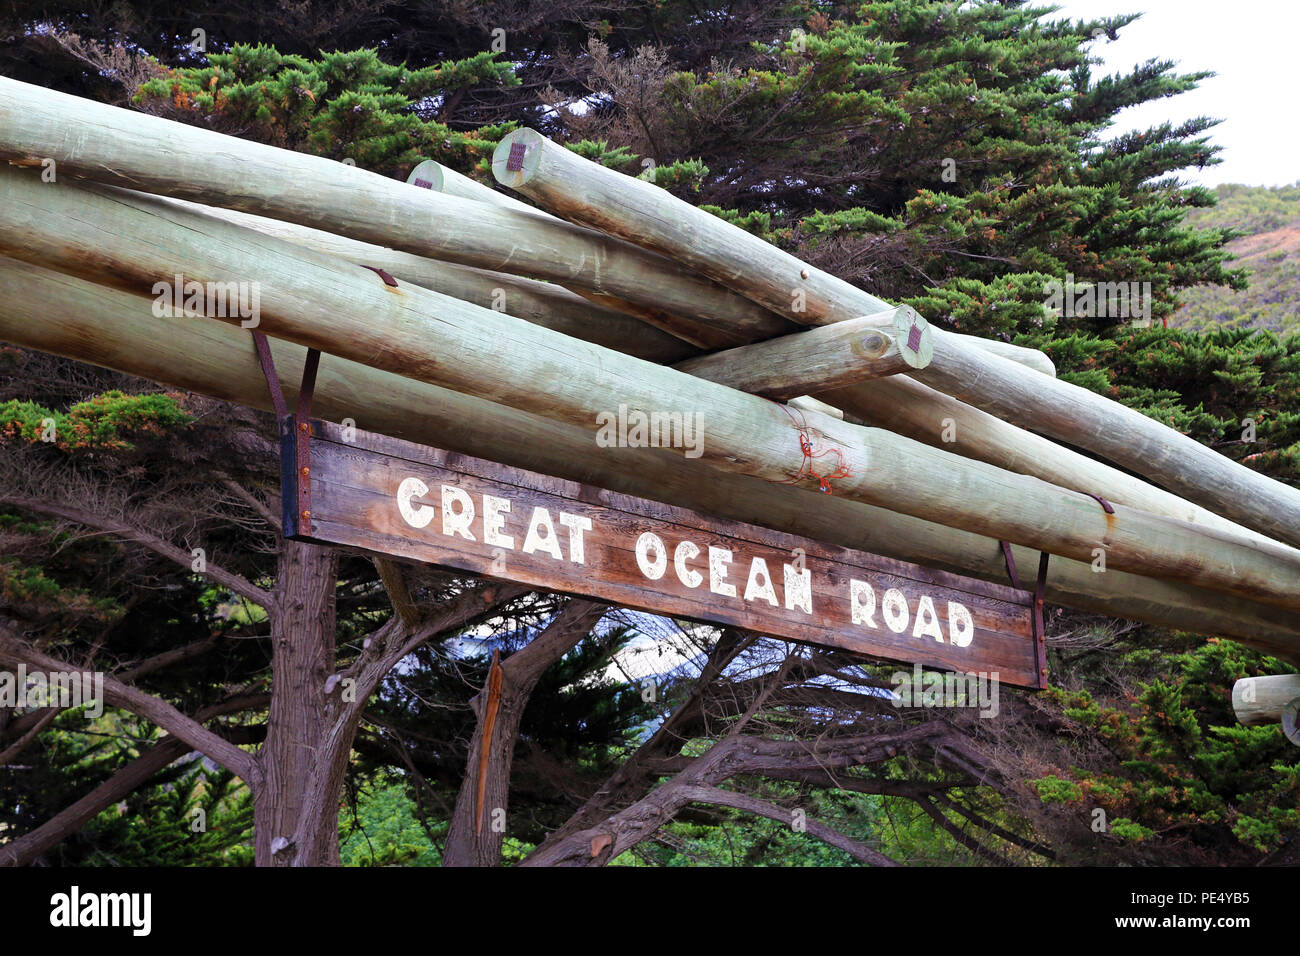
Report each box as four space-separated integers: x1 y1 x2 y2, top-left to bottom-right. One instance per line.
772 402 852 495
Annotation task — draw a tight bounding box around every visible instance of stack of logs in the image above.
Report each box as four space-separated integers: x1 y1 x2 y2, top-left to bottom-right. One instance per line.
0 76 1294 728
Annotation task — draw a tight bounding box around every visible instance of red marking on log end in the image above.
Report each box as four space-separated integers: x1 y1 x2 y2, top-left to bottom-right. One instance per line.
506 142 527 172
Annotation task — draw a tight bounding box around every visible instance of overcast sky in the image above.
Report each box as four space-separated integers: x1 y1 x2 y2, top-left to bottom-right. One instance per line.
1046 0 1299 187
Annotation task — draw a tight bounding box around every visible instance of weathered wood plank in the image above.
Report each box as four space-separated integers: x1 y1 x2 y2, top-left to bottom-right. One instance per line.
4 255 1298 657
493 128 1300 549
4 169 1298 614
290 418 1043 687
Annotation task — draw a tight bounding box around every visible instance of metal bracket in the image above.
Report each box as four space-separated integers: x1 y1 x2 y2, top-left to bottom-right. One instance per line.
999 540 1051 690
251 332 320 538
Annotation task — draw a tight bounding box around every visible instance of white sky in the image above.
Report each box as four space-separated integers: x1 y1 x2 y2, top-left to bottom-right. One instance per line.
1046 0 1300 186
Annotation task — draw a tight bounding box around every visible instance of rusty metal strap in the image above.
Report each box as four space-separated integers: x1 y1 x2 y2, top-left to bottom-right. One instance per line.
1000 540 1020 590
293 349 321 533
1000 540 1051 685
298 348 320 421
1085 492 1115 514
251 331 322 537
361 264 398 287
1034 551 1050 637
1033 551 1050 688
251 331 289 421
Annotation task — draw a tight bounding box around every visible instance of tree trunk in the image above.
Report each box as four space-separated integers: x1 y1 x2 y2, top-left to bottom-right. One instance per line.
254 539 340 866
443 600 606 865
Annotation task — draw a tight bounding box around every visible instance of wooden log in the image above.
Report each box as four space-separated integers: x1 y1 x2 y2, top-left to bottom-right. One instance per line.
1231 675 1300 727
433 150 1274 542
5 168 1300 615
963 338 1056 377
403 158 745 350
825 375 1280 547
493 128 1300 549
175 192 1258 548
407 159 554 219
4 256 1299 658
153 196 693 364
427 145 1269 544
0 77 1062 435
0 75 789 345
788 397 844 420
673 308 931 399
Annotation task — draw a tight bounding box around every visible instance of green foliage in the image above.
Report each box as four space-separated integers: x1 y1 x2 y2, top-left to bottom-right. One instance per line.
0 390 193 452
0 559 123 625
1032 776 1085 805
340 772 443 867
10 715 253 866
136 44 519 178
1038 639 1299 863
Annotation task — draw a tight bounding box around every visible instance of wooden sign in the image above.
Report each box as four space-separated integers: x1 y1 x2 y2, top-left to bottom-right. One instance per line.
282 418 1046 688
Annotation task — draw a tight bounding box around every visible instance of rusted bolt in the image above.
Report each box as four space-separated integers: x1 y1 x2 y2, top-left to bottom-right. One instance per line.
299 422 310 433
300 467 310 477
799 268 809 279
301 510 311 520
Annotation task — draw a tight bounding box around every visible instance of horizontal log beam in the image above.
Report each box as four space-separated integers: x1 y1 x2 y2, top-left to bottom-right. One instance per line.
1231 675 1300 728
4 257 1298 659
0 76 789 346
154 196 693 364
493 128 1300 549
824 375 1280 547
673 308 931 399
4 168 1299 614
214 169 1262 549
441 150 1264 544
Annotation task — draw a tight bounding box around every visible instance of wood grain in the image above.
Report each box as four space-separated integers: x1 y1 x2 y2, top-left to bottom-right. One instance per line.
286 418 1045 688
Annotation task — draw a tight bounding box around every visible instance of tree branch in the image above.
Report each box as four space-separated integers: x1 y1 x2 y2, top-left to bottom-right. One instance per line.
0 494 277 613
0 626 259 784
0 693 266 867
673 784 899 867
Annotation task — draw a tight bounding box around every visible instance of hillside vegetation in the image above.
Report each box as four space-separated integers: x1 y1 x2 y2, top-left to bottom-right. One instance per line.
1174 184 1300 335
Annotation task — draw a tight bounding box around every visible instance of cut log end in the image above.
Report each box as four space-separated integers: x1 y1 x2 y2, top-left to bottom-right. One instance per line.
493 129 547 188
405 159 445 193
893 305 933 370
